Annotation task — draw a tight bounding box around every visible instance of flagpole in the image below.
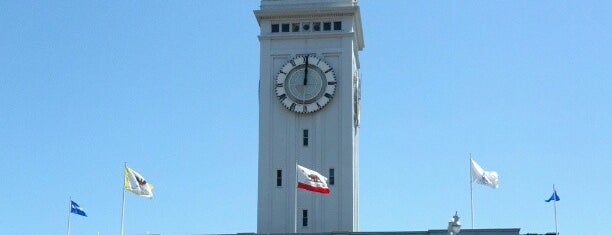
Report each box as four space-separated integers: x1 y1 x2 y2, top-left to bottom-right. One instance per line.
67 197 71 235
120 162 127 235
469 153 474 229
553 184 558 235
294 160 298 233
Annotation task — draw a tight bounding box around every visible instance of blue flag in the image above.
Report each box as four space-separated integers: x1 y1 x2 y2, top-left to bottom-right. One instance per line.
545 190 560 202
70 200 88 217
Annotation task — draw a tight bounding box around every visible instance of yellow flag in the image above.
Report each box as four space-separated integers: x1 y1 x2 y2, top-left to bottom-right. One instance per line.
124 166 154 198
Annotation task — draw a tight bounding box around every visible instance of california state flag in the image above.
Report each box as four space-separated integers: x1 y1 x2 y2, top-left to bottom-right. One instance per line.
297 164 329 194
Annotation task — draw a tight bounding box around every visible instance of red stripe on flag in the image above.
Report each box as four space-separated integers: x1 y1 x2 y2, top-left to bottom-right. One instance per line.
298 182 330 194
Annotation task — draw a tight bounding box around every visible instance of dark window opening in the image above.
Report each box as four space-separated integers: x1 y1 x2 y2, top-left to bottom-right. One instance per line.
303 129 309 146
302 210 308 226
302 23 310 31
276 170 282 186
334 21 342 30
281 23 290 32
271 24 279 33
313 22 321 31
292 23 300 32
323 22 332 31
329 168 335 185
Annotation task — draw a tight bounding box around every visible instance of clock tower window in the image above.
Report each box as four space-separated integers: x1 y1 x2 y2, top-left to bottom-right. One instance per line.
281 23 290 32
276 169 282 187
313 22 321 31
303 129 309 146
292 23 300 32
323 22 331 31
302 209 308 226
270 21 342 33
333 21 342 30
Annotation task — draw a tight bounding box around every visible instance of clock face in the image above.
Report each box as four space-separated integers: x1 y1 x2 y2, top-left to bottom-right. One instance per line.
275 55 336 113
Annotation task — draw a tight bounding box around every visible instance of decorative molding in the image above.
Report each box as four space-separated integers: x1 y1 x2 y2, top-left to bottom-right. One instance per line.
259 32 354 41
257 12 355 22
255 6 358 24
270 50 342 57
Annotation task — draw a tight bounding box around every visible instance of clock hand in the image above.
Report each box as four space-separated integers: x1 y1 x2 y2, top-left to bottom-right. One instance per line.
304 55 308 86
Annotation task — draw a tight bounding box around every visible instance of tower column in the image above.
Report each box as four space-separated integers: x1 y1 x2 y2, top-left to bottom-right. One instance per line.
255 1 364 233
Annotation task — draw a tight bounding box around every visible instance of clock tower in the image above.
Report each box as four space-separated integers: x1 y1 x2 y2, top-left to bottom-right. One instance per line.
255 0 364 233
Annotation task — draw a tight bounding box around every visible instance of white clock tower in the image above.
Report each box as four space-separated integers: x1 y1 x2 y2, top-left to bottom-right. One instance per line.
255 0 364 233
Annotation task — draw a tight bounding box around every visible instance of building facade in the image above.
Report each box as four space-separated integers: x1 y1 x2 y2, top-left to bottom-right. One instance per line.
255 0 364 233
223 229 522 235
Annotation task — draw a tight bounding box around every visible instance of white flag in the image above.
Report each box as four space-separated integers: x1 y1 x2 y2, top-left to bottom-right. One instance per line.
470 158 499 189
297 164 329 194
124 166 154 198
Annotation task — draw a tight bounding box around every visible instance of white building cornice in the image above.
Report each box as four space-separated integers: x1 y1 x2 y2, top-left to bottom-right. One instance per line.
254 6 357 23
260 0 357 10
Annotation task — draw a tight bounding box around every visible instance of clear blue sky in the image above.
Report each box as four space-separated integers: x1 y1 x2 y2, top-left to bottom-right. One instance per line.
1 1 610 235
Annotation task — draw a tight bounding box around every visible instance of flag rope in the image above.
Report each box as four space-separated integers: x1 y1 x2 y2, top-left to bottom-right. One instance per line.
120 162 126 235
469 153 474 229
553 184 558 235
67 196 71 235
294 160 298 233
